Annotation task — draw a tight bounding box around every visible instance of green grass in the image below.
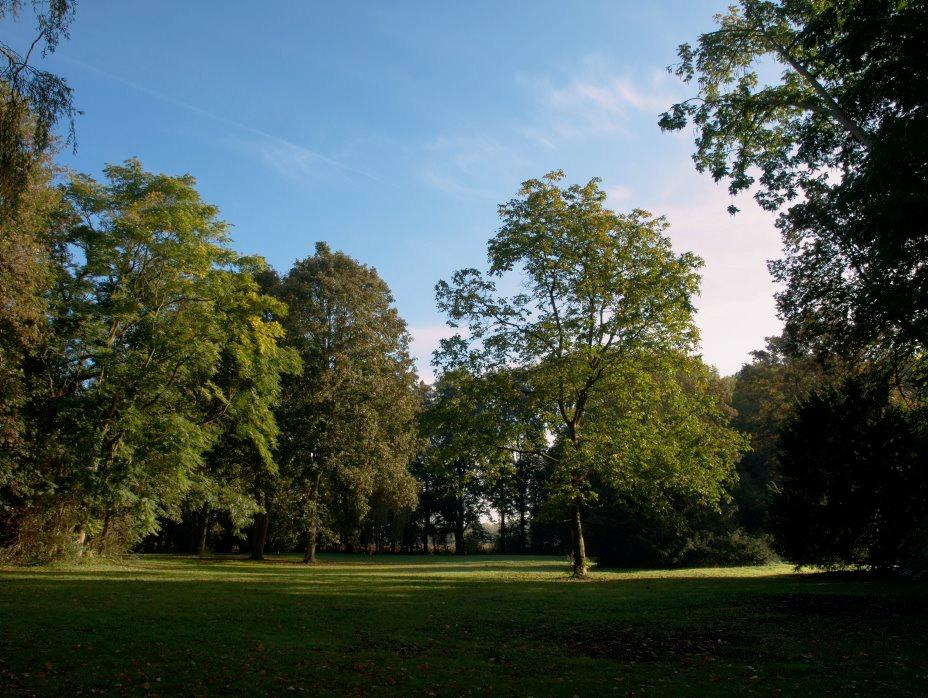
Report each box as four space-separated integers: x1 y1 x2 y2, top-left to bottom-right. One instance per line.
1 555 926 695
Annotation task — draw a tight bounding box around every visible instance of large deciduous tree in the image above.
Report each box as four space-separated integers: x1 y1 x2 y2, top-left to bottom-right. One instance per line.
436 171 739 576
0 130 66 469
1 159 292 560
185 261 300 557
660 0 928 362
729 336 821 532
277 242 419 563
417 369 503 555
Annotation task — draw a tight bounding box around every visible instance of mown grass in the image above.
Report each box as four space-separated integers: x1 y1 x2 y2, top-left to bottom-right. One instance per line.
1 555 926 695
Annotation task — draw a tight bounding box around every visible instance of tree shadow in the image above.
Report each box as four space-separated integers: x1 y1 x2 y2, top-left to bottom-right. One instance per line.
1 556 926 695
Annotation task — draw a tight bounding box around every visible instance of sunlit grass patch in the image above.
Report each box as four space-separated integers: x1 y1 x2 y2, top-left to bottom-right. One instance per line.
1 555 925 695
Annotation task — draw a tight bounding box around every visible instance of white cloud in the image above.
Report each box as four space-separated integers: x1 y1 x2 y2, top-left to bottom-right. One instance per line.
408 324 460 383
237 136 336 178
642 167 784 375
525 58 681 141
605 184 633 204
547 75 670 119
230 133 383 184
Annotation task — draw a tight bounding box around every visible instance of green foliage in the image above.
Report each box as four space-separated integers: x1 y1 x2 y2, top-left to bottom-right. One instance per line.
1 1 78 212
581 355 753 567
773 369 928 571
663 0 928 574
436 172 742 574
661 0 928 360
276 242 420 556
184 259 301 539
580 353 745 515
417 370 505 553
0 125 66 475
675 529 778 567
729 336 821 531
1 159 294 560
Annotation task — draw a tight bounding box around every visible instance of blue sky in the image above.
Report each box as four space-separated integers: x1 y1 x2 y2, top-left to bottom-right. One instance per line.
6 1 782 379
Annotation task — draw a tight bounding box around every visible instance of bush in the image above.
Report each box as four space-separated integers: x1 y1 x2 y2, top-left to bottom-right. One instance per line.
677 529 779 567
773 374 928 571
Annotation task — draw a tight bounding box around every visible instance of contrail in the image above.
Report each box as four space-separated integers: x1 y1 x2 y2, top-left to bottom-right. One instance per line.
57 54 383 182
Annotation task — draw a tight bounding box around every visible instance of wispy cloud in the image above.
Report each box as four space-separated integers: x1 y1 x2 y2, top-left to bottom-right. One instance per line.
526 61 679 140
605 184 634 203
419 134 526 200
421 57 682 196
229 135 383 183
59 55 380 182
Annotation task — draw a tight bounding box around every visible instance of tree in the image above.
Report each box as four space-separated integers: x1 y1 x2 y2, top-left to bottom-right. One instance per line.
730 336 821 531
184 260 300 558
1 0 78 212
577 353 748 567
1 159 290 560
0 129 68 549
436 172 716 576
277 242 419 563
0 126 65 465
479 381 548 554
773 370 928 570
509 450 547 554
660 0 928 361
418 369 499 555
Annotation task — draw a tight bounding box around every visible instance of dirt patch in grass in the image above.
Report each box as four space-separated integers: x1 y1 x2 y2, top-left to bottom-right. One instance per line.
554 625 754 662
357 636 426 657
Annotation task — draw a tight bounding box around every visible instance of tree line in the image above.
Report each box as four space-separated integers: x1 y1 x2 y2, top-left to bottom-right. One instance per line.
1 0 926 575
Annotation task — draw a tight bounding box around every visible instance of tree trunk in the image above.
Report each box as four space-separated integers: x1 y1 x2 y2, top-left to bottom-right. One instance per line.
97 509 112 554
303 521 317 564
570 501 587 577
518 505 527 554
250 510 270 560
421 514 431 554
454 519 465 556
196 509 209 558
302 471 322 564
499 507 506 554
250 489 271 561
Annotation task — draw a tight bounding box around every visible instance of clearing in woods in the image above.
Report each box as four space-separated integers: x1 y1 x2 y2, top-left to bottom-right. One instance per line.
1 555 926 695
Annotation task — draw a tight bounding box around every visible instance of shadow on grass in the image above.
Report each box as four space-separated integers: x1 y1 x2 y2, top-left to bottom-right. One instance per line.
1 556 926 695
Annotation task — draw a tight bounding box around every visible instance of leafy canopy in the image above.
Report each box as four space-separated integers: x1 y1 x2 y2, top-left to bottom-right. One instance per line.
277 242 420 543
436 172 742 573
661 0 928 359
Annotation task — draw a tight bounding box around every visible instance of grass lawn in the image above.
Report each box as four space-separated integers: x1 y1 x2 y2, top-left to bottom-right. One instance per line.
1 555 926 695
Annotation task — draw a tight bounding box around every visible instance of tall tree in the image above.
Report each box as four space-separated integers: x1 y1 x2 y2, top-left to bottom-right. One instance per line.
0 132 68 549
184 260 300 557
1 0 78 212
577 352 747 567
436 172 712 576
2 159 289 559
418 369 501 555
277 242 419 563
660 0 928 361
730 336 821 531
0 127 65 462
773 370 928 570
